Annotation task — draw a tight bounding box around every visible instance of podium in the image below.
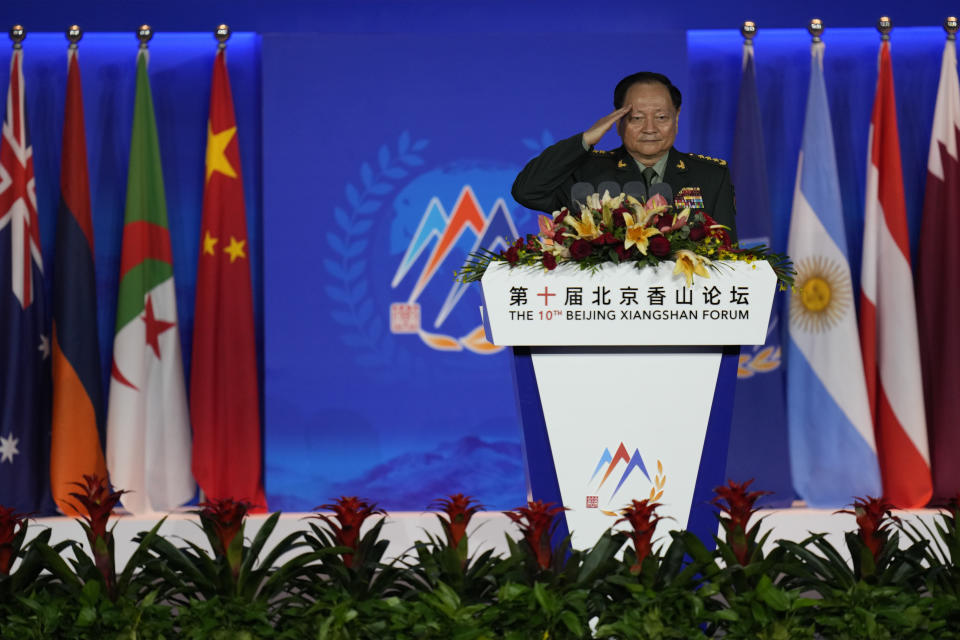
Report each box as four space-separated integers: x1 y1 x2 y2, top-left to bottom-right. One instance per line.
480 261 777 549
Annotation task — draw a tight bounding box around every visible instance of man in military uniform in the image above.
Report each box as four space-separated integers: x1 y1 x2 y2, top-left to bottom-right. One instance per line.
512 71 737 240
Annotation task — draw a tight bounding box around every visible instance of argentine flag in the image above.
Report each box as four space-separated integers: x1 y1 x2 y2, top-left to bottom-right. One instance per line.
786 41 881 507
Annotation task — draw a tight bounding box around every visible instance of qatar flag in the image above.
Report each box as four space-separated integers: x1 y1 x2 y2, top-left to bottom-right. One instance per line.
916 36 960 502
859 39 932 508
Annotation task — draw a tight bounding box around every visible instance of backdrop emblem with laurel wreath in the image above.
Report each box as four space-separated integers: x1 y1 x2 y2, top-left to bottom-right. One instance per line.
322 130 533 364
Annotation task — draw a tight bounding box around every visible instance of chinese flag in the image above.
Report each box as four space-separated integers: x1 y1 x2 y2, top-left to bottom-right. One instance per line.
191 48 265 508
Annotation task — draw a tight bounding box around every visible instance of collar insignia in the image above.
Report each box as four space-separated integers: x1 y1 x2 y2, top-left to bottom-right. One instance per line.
676 159 686 171
617 160 627 168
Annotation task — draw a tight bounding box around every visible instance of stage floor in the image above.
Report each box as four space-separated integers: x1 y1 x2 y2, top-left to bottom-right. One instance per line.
31 507 941 566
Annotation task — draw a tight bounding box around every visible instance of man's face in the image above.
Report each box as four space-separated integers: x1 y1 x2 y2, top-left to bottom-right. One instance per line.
617 82 678 166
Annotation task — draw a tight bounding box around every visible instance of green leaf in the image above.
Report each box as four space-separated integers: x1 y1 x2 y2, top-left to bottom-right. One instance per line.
118 517 166 595
756 574 791 612
33 540 84 593
76 605 98 627
559 609 583 636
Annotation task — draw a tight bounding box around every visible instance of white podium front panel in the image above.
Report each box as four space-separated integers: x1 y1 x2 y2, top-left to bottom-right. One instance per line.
481 260 777 346
530 347 722 550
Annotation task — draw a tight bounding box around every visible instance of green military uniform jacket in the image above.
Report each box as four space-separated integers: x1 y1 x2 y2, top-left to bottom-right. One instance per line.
512 133 737 240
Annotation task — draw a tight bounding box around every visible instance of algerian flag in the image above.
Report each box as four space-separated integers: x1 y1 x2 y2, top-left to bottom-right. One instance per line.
106 48 195 514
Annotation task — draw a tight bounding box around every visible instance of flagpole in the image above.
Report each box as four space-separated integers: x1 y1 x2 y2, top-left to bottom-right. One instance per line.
741 21 756 69
137 24 152 49
9 24 24 49
215 23 231 49
66 24 81 49
877 15 892 41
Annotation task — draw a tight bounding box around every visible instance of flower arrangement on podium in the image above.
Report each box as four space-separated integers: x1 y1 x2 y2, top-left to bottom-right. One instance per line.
456 192 794 287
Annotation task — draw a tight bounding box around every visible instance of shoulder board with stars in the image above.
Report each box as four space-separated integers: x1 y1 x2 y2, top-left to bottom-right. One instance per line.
689 153 727 167
590 149 616 157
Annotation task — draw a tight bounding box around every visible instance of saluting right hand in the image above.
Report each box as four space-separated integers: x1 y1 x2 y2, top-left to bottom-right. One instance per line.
582 106 631 148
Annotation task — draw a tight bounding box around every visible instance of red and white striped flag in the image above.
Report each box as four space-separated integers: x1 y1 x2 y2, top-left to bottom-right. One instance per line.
916 35 960 502
860 39 932 508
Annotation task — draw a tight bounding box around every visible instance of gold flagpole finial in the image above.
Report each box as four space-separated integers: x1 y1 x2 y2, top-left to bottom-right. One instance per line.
10 25 25 49
215 24 231 49
67 25 82 49
808 19 823 43
877 16 892 41
137 24 153 48
741 21 757 44
945 17 958 41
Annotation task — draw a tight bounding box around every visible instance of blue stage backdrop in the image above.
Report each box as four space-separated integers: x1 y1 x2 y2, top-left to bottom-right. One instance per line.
4 17 953 515
260 32 685 511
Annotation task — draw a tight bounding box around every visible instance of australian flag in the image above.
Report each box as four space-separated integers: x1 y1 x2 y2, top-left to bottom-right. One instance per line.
0 47 53 513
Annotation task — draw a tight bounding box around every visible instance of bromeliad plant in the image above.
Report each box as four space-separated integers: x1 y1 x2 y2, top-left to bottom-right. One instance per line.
617 499 665 575
32 474 164 603
0 506 29 577
24 473 172 640
456 191 795 287
198 498 255 581
68 474 128 595
713 478 773 569
0 506 55 602
140 497 314 601
302 496 400 600
904 493 960 596
407 494 500 602
137 496 320 637
503 500 569 574
781 496 927 593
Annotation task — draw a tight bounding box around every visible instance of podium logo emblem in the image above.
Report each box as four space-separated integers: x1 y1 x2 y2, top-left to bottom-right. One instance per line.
589 443 666 515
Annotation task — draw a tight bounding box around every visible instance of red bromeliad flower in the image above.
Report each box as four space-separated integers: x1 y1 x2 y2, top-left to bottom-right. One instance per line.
431 494 484 549
69 474 126 541
504 500 568 570
198 498 254 558
837 496 900 562
313 496 385 568
68 474 127 594
0 506 28 575
712 479 771 565
616 499 664 574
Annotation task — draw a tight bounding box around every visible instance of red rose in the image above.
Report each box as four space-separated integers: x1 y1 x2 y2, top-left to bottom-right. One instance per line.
615 245 633 261
713 229 733 249
648 236 671 258
555 210 568 225
513 238 524 250
504 246 519 264
570 239 592 260
591 232 617 246
553 229 567 243
658 214 674 232
689 224 706 241
542 253 557 270
612 212 626 228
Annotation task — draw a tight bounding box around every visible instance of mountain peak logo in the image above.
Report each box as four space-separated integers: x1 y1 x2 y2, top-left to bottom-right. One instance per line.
587 443 666 515
390 184 519 353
